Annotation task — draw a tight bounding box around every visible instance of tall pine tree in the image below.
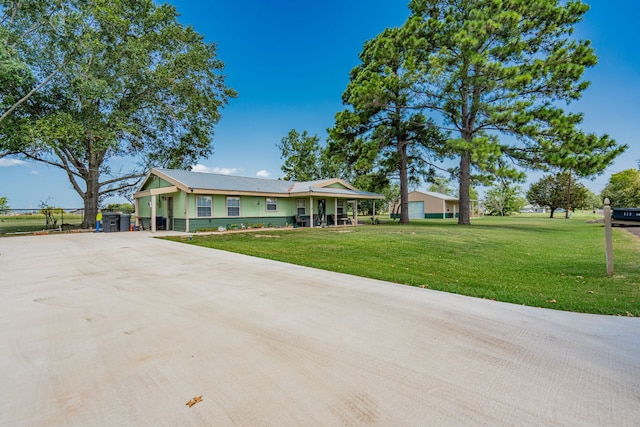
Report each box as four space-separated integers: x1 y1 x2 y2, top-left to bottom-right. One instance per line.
407 0 626 224
329 27 446 224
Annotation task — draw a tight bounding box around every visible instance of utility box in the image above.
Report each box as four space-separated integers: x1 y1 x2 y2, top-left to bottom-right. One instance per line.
120 214 131 232
103 213 120 233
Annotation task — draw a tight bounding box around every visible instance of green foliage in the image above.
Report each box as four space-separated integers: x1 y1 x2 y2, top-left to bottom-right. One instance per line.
0 213 84 234
37 199 64 229
0 0 72 155
1 0 236 226
571 185 600 211
484 181 524 216
601 169 640 208
427 176 454 195
0 196 8 212
104 203 134 212
583 189 603 210
166 217 640 316
277 129 330 181
404 0 627 224
527 172 591 218
383 183 401 219
329 26 447 224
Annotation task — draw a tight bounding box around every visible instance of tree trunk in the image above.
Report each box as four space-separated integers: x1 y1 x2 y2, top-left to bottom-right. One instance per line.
565 170 572 219
458 150 471 224
82 156 101 228
398 141 410 224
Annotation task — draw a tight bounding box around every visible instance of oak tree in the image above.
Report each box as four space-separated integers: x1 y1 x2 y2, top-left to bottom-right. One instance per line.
601 169 640 208
278 129 327 181
1 0 236 226
527 172 589 218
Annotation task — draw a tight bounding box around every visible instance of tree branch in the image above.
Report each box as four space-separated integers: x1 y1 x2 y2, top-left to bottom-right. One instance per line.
0 59 68 122
99 172 145 188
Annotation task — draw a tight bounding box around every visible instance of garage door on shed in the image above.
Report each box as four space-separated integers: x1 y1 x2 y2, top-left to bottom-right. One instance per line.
409 201 424 219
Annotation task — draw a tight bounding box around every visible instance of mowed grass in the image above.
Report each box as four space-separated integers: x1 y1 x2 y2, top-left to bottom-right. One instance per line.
164 215 640 316
0 214 83 235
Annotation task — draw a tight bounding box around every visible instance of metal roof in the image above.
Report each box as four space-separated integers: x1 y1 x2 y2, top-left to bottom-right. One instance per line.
412 190 459 201
138 168 384 199
155 168 292 193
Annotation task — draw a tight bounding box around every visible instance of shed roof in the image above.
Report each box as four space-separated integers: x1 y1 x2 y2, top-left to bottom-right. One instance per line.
411 190 459 201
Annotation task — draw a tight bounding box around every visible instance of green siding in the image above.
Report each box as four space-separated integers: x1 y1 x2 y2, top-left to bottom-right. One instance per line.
140 216 295 232
141 176 173 191
424 213 458 219
326 183 348 189
137 188 357 231
389 213 456 219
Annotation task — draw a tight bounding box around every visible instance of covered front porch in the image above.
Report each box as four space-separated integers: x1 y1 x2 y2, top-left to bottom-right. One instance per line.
293 196 378 228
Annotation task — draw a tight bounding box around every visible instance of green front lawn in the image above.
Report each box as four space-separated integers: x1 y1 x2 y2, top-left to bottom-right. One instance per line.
164 215 640 316
0 213 84 235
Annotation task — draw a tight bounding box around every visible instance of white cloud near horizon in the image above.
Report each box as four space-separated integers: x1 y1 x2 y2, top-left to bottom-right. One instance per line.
213 167 241 175
0 159 26 167
256 170 270 178
191 164 240 175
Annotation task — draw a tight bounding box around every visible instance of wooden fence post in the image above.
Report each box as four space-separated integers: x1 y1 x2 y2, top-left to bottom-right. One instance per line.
603 198 614 277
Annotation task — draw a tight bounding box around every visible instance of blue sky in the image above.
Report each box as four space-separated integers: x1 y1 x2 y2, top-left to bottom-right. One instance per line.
1 0 638 208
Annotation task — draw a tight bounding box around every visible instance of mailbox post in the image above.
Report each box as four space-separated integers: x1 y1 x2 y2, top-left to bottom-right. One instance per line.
603 198 613 277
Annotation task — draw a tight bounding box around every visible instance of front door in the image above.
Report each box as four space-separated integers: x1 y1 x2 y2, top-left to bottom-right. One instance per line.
168 197 174 230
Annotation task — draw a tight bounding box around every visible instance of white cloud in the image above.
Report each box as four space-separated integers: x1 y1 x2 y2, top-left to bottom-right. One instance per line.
213 167 240 175
256 170 270 178
0 159 26 167
191 164 212 173
191 164 240 175
30 170 39 175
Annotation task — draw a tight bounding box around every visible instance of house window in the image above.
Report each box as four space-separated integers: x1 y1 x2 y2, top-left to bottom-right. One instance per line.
196 196 212 217
296 199 306 215
266 197 278 212
337 200 344 215
227 197 240 217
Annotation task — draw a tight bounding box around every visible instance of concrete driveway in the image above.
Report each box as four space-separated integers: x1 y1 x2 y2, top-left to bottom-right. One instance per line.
1 231 639 426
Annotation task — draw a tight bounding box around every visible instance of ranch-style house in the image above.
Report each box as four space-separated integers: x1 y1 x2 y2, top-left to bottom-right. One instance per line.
133 168 385 232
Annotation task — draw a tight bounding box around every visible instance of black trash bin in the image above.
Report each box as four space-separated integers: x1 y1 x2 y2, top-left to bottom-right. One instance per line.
120 214 131 232
155 216 166 230
103 213 120 232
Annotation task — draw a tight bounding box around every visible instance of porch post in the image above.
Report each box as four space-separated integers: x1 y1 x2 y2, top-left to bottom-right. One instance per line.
185 193 190 233
309 196 314 228
151 194 157 233
334 198 338 226
134 198 140 227
442 200 446 219
354 200 357 225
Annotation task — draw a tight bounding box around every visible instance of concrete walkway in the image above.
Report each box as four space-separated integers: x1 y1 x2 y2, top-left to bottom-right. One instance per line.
1 231 639 426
